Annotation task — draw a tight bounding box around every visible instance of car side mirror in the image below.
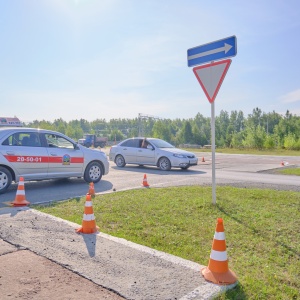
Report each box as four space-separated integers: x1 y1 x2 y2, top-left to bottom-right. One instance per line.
74 143 80 150
147 145 153 150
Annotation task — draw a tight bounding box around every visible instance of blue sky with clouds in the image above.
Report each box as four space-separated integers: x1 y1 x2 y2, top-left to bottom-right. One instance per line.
1 0 300 122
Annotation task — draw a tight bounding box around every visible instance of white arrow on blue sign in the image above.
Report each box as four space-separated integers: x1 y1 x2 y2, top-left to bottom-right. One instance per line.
187 36 237 67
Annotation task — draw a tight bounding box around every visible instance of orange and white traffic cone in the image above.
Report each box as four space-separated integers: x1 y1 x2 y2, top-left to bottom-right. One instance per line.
142 174 150 187
12 177 30 207
88 182 95 198
202 157 205 162
201 218 237 285
76 194 99 234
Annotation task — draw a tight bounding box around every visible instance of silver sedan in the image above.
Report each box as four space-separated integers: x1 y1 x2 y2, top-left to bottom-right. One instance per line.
109 137 198 171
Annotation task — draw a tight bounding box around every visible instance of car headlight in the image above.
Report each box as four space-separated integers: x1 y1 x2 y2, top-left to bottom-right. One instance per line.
173 154 187 158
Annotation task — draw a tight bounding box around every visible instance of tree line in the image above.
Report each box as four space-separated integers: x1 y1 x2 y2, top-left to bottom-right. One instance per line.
27 107 300 150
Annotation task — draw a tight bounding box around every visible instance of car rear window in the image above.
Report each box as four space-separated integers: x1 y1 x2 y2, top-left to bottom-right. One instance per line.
120 139 140 148
2 132 41 147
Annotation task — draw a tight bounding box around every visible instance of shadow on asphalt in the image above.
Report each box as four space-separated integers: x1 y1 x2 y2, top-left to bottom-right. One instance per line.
110 165 206 175
0 178 113 207
0 206 30 217
6 178 112 191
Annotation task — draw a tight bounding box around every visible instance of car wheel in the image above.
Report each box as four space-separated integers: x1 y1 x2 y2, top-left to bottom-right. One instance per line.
115 155 126 167
158 157 171 171
0 167 12 194
84 162 103 183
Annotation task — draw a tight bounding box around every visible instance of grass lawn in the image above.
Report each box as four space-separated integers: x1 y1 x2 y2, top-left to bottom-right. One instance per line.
214 148 300 156
277 168 300 176
35 186 300 300
186 147 300 156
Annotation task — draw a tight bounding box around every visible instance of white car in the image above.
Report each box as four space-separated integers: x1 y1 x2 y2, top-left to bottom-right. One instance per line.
109 137 198 171
0 127 109 194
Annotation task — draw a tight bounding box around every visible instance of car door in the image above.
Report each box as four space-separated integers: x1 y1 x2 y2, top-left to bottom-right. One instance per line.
1 131 49 180
44 133 84 178
137 141 156 164
119 139 140 163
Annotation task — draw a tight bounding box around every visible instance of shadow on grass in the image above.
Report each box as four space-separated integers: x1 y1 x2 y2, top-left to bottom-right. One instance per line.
219 283 247 300
216 204 300 259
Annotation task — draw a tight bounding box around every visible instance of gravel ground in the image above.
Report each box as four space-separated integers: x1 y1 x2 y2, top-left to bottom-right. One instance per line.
0 246 124 300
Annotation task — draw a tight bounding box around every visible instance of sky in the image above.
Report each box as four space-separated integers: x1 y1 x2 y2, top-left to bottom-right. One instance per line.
1 0 300 123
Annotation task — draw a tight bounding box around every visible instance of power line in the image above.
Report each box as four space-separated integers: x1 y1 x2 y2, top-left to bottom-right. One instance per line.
138 113 163 137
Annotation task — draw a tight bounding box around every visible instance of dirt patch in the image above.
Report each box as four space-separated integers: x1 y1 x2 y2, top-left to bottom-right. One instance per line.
0 249 125 300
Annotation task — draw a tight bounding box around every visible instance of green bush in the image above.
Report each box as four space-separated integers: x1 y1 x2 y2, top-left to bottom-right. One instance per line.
284 133 300 150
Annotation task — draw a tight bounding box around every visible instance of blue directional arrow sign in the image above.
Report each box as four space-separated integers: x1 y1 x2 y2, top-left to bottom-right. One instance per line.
187 36 237 67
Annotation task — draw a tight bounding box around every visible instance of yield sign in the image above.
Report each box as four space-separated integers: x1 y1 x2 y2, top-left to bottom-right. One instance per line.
193 59 231 103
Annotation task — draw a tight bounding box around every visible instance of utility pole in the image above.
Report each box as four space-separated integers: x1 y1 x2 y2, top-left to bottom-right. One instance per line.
138 113 163 137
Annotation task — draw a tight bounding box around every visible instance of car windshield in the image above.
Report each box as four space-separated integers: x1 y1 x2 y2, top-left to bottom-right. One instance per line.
150 139 174 148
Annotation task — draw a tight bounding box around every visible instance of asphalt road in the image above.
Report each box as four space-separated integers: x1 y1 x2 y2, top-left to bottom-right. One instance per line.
1 152 300 207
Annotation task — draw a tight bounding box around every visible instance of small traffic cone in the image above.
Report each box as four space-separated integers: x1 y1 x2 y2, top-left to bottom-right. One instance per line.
76 194 99 234
201 218 237 285
88 182 95 198
142 174 150 187
202 157 205 162
12 177 30 207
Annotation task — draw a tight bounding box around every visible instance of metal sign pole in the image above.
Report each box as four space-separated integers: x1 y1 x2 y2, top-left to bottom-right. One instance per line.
211 101 216 205
188 36 236 205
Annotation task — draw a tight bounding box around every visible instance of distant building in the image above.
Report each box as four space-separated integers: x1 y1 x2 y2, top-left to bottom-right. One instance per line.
0 117 23 127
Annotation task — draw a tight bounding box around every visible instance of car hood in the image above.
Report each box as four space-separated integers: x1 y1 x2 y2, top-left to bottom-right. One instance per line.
158 147 196 156
78 144 107 155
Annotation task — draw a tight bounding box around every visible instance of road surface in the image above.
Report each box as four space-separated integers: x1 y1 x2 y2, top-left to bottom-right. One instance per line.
1 152 299 208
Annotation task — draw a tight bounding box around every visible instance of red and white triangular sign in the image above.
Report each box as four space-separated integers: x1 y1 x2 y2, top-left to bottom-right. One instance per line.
193 59 231 103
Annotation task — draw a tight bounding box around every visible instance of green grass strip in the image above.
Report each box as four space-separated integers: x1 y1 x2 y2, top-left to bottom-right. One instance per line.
277 168 300 176
35 186 300 300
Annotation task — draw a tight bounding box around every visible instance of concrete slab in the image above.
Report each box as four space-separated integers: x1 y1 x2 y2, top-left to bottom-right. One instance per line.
0 207 237 299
